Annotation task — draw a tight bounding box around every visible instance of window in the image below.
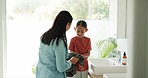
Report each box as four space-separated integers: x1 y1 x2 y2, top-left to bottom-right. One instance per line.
6 0 117 77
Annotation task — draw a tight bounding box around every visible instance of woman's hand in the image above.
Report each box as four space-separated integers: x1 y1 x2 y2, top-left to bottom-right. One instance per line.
70 57 79 64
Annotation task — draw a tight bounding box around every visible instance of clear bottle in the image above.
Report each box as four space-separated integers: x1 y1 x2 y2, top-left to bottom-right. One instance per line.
122 52 127 65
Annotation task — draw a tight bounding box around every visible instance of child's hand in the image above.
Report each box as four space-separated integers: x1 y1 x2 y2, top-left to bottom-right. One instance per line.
70 57 79 64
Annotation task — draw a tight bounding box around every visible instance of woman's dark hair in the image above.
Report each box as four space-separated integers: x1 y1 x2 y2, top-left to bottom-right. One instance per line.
41 10 73 48
76 20 87 29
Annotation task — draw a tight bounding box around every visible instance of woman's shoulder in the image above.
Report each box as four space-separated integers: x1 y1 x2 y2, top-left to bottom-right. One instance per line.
40 38 63 46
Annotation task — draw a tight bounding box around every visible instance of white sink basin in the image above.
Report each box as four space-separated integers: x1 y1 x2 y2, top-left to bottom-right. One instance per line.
88 58 127 75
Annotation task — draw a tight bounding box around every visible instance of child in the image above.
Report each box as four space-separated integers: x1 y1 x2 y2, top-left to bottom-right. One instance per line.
69 20 92 78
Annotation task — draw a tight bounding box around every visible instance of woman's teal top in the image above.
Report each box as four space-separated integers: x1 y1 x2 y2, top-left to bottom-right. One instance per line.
36 39 71 78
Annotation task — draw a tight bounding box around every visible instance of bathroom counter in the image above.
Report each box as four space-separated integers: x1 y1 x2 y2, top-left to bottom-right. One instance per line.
103 73 128 78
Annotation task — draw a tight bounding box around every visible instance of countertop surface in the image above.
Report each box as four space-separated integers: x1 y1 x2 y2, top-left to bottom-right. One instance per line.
103 73 128 78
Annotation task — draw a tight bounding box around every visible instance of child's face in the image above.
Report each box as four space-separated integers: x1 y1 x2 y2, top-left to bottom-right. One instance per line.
75 25 87 38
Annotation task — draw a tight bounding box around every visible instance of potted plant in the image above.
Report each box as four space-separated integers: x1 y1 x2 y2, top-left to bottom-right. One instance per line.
95 37 117 58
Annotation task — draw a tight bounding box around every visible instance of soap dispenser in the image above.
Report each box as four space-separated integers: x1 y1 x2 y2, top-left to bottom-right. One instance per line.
122 52 127 65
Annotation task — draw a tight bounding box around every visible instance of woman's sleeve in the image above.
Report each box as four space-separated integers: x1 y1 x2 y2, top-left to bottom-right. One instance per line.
53 40 71 72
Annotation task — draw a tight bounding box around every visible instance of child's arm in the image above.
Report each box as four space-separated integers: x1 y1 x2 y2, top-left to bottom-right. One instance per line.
82 38 91 59
81 50 90 59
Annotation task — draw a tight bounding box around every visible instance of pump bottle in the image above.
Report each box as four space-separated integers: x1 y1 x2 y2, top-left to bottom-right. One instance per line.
122 52 127 65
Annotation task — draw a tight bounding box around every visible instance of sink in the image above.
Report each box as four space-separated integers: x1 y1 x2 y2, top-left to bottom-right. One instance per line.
88 58 127 75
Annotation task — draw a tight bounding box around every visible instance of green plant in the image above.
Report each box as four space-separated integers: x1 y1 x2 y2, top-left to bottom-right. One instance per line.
95 38 117 58
32 64 36 74
32 62 37 75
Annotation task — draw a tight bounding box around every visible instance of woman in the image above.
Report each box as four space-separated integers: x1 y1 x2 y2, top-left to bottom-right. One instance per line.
36 10 79 78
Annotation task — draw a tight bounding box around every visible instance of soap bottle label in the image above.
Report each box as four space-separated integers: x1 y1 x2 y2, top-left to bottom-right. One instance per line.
122 58 127 65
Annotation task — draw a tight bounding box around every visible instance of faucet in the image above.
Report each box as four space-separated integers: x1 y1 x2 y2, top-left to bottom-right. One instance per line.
117 51 121 64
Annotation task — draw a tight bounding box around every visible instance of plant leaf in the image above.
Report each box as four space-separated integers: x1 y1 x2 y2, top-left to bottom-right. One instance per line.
95 38 117 58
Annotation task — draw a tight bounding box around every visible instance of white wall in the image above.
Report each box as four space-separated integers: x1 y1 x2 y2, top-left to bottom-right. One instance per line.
117 0 127 38
0 0 3 76
0 0 6 77
126 0 134 77
127 0 148 77
0 0 4 76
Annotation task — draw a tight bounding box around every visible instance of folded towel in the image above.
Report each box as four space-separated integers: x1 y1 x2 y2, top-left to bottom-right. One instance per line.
66 52 84 77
